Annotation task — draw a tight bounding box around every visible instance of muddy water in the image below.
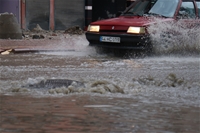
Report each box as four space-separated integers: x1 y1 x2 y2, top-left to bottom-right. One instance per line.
1 94 199 133
0 51 199 133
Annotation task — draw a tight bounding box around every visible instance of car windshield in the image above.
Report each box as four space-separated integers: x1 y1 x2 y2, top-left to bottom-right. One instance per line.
123 0 179 18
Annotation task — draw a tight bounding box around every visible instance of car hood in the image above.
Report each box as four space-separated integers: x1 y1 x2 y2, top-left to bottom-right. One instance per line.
91 16 174 27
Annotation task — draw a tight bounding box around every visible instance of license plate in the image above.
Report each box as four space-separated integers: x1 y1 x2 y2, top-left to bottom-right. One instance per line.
100 36 120 43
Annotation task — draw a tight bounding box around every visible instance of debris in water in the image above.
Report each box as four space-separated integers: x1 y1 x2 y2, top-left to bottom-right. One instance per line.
32 24 43 32
1 49 15 55
166 73 185 87
12 88 29 92
90 80 124 94
23 79 85 89
64 25 85 35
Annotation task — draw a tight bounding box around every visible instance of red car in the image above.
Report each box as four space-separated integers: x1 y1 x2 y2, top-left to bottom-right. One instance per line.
86 0 200 52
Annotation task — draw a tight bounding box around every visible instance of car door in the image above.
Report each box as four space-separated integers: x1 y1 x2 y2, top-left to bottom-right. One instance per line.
176 0 200 28
196 0 200 18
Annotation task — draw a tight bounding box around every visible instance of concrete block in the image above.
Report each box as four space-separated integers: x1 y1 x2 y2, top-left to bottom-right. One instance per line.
0 13 22 39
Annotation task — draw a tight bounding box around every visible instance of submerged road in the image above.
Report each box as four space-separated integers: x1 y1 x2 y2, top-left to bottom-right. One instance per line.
0 49 199 133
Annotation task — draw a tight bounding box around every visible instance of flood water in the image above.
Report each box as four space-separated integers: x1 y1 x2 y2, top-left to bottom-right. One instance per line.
0 25 200 132
0 48 199 133
1 94 199 133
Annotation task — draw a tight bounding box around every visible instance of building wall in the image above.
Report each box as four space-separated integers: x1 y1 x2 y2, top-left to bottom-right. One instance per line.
0 0 2 12
25 0 84 30
25 0 132 30
26 0 50 30
54 0 85 30
0 0 134 30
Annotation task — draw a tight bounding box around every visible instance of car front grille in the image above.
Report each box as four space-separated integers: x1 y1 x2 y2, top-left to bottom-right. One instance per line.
99 30 127 33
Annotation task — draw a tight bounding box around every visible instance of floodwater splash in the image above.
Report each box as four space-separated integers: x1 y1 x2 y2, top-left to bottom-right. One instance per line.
39 34 97 56
148 19 200 55
57 34 89 51
0 72 199 106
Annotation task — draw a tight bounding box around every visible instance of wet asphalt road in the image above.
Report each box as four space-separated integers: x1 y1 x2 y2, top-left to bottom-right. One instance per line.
0 50 199 133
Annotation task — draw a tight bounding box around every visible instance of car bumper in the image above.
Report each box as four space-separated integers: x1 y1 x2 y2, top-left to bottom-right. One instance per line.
86 32 151 50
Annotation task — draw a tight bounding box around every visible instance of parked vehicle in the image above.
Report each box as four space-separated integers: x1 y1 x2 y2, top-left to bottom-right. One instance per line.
86 0 200 53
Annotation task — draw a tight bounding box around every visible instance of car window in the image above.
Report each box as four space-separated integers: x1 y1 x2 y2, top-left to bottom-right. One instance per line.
149 0 178 17
124 0 178 17
197 2 200 17
124 0 156 16
178 2 196 19
131 1 150 14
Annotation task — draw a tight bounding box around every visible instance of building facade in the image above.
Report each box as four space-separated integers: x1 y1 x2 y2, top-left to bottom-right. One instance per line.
0 0 135 31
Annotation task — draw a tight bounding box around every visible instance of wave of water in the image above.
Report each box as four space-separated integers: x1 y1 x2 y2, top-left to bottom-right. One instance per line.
0 72 199 106
148 19 200 55
32 21 200 57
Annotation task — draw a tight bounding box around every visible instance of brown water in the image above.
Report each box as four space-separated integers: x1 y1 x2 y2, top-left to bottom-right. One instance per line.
0 51 199 133
0 94 199 133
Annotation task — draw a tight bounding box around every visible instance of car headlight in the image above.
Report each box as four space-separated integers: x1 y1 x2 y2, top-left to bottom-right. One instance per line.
87 25 100 32
127 27 146 34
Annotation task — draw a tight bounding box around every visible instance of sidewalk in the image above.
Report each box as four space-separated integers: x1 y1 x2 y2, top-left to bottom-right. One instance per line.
0 26 87 54
0 38 65 51
0 34 88 54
